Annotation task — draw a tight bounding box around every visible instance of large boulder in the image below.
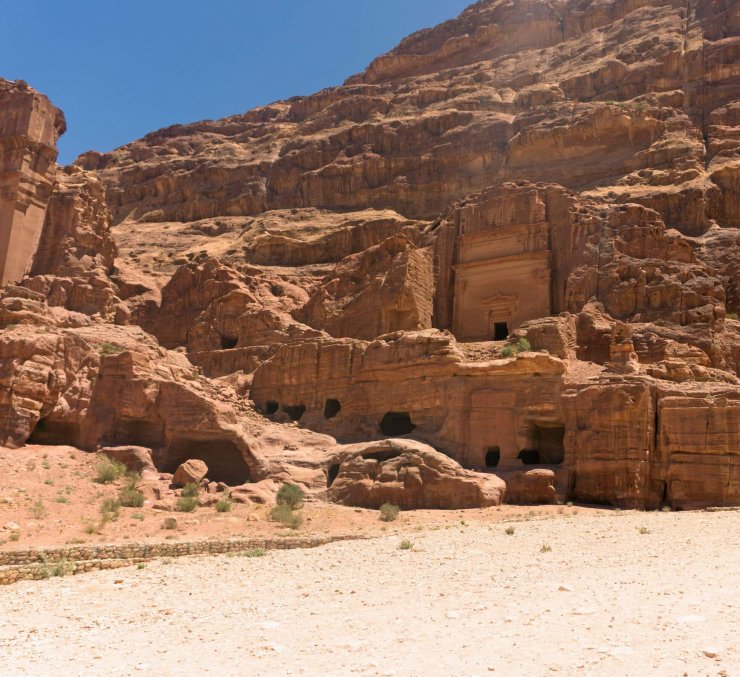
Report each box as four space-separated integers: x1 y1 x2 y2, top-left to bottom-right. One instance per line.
328 441 505 509
101 445 158 480
172 459 209 488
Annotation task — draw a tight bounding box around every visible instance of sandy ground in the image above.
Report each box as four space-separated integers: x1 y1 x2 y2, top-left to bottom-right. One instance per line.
0 510 738 676
0 445 596 548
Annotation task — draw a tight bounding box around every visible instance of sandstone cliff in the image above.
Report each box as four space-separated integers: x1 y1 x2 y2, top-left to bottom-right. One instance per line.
0 0 738 510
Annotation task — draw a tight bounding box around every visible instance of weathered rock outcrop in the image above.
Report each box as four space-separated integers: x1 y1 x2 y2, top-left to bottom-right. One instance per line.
1 0 738 510
328 440 505 509
0 78 65 285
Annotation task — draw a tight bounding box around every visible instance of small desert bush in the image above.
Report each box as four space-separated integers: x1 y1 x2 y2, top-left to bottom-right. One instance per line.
95 457 127 484
639 526 650 534
175 495 198 513
100 498 120 522
9 530 20 542
379 503 400 522
215 498 232 513
162 517 178 530
98 341 124 356
727 312 738 320
276 483 305 509
540 543 552 553
39 557 74 579
242 548 267 558
505 525 515 535
269 504 303 529
500 337 531 358
181 482 200 498
119 486 145 508
399 539 413 550
31 499 47 519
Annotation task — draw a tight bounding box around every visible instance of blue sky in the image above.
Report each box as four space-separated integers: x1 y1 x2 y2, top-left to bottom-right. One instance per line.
2 1 470 164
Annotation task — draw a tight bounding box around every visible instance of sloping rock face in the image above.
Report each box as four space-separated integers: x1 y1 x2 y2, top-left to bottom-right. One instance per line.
78 0 739 230
1 0 739 510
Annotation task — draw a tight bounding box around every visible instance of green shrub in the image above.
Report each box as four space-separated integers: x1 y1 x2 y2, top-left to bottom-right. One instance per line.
242 548 267 558
176 495 198 513
540 544 552 553
31 499 46 519
505 525 515 535
399 539 413 550
9 530 20 542
379 503 400 522
215 499 232 513
162 517 178 530
94 457 127 484
100 498 120 522
276 483 305 509
501 337 531 357
39 557 74 579
727 312 738 320
98 341 124 356
119 486 145 508
269 504 303 529
181 483 200 498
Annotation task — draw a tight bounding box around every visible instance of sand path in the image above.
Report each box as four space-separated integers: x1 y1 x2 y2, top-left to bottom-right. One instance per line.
0 510 738 676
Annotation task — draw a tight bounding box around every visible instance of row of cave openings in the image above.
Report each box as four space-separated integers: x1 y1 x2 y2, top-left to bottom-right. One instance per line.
29 417 252 487
263 399 565 468
484 424 565 469
264 398 418 436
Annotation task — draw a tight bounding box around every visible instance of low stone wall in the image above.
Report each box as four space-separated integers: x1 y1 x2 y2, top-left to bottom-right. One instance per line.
0 534 366 585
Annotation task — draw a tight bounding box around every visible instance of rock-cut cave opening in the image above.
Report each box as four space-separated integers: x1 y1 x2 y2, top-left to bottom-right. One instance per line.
380 412 416 436
161 438 251 486
324 398 341 419
518 425 565 465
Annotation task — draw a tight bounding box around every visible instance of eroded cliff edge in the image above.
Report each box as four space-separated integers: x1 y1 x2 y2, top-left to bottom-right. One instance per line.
0 0 738 510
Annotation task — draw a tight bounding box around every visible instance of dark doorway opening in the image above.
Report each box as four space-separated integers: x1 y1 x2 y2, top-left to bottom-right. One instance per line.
265 401 279 415
324 398 341 419
327 464 340 487
519 424 565 465
493 322 509 340
283 404 306 421
380 412 416 436
29 418 80 446
518 449 541 465
220 335 238 350
485 446 501 468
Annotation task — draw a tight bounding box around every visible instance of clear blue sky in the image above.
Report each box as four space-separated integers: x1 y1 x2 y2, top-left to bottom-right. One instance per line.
2 1 471 164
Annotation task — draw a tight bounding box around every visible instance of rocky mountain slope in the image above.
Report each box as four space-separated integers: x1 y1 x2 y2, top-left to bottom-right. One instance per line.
0 0 738 511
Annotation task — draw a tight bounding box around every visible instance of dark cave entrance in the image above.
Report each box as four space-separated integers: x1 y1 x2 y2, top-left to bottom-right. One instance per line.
380 412 416 437
327 464 340 487
162 438 251 486
493 322 509 341
518 425 565 465
283 404 306 421
265 401 279 415
28 417 79 446
220 335 239 350
485 446 501 468
324 398 342 419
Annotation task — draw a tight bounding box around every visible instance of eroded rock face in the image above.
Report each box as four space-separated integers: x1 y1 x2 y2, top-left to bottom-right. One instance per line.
78 0 739 233
328 440 506 509
0 78 65 285
1 0 739 510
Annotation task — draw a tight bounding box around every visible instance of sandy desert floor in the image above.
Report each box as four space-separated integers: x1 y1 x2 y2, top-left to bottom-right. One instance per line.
0 510 738 676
